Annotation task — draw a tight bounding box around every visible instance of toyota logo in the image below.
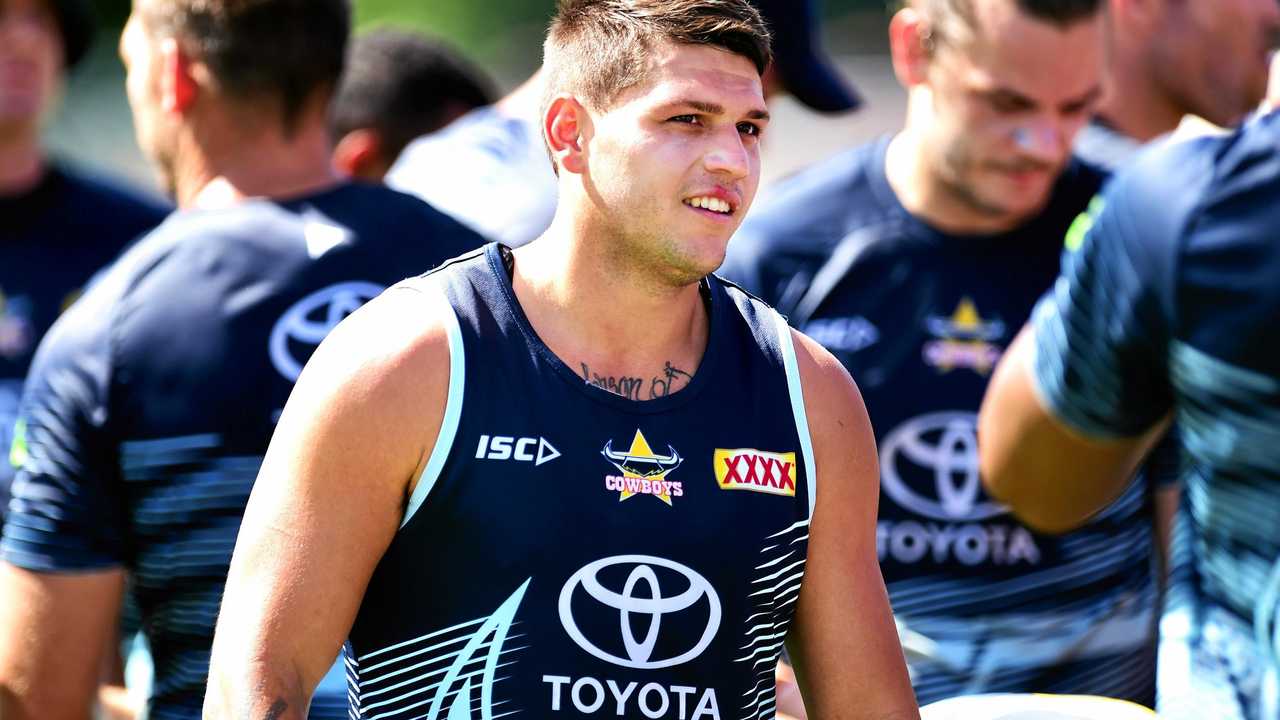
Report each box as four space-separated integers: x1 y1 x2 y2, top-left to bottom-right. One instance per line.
559 555 721 670
268 282 383 382
879 412 1007 522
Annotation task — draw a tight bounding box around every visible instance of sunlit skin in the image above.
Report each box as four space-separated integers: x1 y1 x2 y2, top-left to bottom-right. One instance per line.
889 0 1103 233
0 0 62 191
118 5 182 196
567 40 769 288
1151 0 1280 128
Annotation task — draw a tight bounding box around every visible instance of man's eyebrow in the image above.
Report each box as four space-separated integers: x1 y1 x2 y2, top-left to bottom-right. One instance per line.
663 99 771 122
984 87 1037 110
1060 85 1103 111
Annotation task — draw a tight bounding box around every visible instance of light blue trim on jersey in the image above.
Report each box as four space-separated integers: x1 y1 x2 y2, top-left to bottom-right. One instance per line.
775 311 817 519
401 295 465 529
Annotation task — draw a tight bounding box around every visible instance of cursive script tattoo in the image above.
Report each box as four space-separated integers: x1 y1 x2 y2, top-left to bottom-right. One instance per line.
649 361 694 399
580 361 694 400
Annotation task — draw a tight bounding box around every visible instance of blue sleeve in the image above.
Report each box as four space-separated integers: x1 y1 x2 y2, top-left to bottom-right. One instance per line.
1 275 127 572
1029 142 1205 439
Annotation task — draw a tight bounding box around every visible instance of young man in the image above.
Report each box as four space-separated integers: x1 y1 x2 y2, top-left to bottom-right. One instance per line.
0 0 483 717
723 0 1161 707
384 0 861 248
330 28 495 182
0 0 169 526
203 1 919 719
980 110 1280 720
1075 0 1280 166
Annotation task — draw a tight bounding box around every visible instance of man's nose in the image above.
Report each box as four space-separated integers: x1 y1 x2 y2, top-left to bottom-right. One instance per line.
1010 118 1065 164
703 126 751 179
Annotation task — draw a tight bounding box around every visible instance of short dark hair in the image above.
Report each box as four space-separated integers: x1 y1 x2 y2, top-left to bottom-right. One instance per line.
542 0 773 114
141 0 350 134
919 0 1102 50
331 28 495 159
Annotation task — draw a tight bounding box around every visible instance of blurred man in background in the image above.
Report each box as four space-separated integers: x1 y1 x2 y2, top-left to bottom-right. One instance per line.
1074 0 1280 167
725 0 1164 709
0 0 483 717
0 0 169 527
980 108 1280 720
386 0 862 247
330 27 495 182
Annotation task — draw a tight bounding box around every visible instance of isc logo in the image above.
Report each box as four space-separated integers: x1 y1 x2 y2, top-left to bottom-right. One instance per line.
475 435 561 467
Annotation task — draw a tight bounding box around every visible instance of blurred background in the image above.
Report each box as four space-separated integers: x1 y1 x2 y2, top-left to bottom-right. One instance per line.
49 0 908 191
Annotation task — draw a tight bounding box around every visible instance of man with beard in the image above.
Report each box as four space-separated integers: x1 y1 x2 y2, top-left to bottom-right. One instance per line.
724 0 1161 708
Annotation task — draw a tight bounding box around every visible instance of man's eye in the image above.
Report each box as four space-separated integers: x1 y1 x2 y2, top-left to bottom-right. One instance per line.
669 114 699 125
737 122 761 137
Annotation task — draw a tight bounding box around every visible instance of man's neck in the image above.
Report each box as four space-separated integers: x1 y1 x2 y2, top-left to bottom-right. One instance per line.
510 215 710 400
178 118 340 209
0 133 46 197
885 130 1029 235
1095 50 1184 142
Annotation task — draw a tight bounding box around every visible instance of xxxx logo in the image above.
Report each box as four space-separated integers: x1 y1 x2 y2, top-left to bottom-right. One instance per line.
714 449 797 498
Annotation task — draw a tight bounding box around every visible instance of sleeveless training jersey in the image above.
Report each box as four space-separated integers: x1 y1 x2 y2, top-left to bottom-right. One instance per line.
723 137 1159 705
0 183 483 719
346 244 815 720
1032 112 1280 720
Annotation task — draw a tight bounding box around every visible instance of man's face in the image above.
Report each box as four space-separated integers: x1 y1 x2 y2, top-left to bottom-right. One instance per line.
0 0 63 137
120 3 179 194
920 1 1103 223
1154 0 1280 127
579 41 769 285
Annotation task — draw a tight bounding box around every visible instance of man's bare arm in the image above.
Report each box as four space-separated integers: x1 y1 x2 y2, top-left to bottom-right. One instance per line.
978 328 1169 534
785 330 919 720
0 563 124 720
203 287 451 719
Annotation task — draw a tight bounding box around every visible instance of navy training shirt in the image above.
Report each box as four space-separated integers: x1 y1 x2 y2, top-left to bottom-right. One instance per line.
0 183 484 719
1031 112 1280 720
344 244 816 720
0 164 169 524
724 137 1160 705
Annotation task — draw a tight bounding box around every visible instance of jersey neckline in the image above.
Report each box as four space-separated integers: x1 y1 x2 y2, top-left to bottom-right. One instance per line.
482 242 726 415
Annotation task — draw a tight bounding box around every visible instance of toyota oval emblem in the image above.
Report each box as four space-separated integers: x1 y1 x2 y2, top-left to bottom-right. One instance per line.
879 411 1007 522
559 555 721 670
268 281 383 382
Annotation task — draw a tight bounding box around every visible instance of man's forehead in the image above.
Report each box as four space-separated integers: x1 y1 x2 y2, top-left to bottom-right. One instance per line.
630 42 764 106
953 6 1102 99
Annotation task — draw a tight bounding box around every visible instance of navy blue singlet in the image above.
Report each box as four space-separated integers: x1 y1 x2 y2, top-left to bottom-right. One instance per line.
345 244 817 720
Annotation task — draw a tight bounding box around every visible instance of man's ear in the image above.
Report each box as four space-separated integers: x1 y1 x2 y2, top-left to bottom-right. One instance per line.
332 129 386 181
889 7 932 89
545 94 590 175
158 37 197 115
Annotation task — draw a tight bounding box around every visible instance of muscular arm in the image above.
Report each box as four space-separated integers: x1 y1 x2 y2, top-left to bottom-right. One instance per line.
978 328 1169 534
0 565 124 720
204 287 451 719
785 330 919 720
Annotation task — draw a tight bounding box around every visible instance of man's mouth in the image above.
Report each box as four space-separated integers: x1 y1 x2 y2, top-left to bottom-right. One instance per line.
683 195 734 216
